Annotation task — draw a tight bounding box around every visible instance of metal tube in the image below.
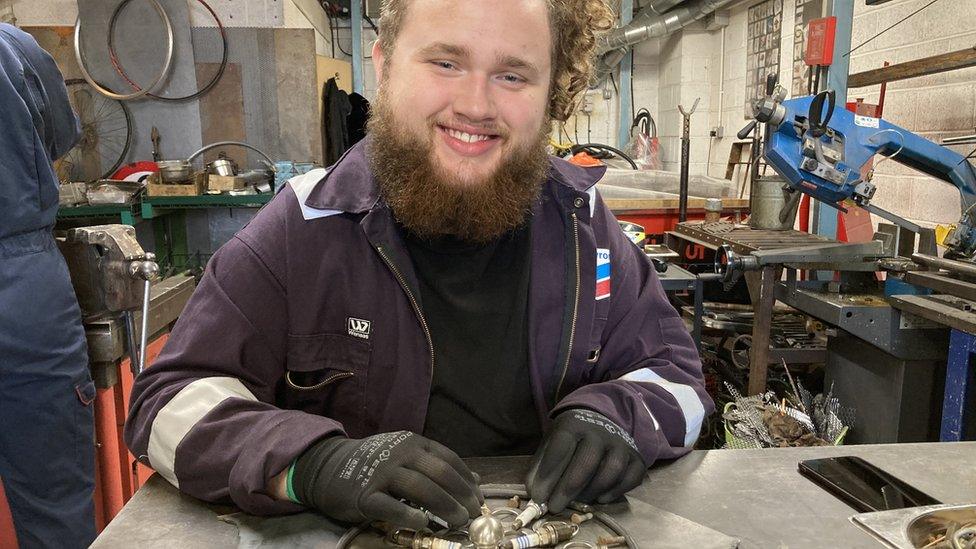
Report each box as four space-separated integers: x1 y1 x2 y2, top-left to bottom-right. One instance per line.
599 0 734 54
912 253 976 278
616 0 633 150
677 99 699 223
122 311 140 376
187 141 275 166
351 0 364 95
139 279 151 373
679 129 690 222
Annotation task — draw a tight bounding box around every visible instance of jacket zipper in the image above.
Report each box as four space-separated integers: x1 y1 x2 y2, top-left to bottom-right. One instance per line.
375 245 434 375
554 212 581 402
286 371 354 391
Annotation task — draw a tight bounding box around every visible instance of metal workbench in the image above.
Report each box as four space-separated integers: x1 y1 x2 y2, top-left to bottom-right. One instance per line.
666 221 839 394
92 442 976 548
657 263 705 347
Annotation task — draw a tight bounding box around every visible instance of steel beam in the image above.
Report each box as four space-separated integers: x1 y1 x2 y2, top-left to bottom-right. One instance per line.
815 0 854 244
748 265 776 395
617 0 634 149
351 0 364 95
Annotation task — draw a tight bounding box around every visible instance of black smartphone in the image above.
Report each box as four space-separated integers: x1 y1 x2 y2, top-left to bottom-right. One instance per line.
798 456 941 513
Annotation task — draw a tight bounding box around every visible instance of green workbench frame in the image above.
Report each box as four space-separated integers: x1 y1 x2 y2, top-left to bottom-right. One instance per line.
58 193 274 272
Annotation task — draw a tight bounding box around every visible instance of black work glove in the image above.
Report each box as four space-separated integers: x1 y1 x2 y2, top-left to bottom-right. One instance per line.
526 409 647 512
291 431 483 528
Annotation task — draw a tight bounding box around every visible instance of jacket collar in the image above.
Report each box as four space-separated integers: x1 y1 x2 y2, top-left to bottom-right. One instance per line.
303 136 608 214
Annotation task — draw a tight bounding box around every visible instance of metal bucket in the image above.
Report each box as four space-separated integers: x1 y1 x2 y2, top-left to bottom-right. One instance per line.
749 175 799 231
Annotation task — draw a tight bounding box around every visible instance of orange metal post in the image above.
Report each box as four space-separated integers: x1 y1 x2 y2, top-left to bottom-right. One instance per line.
0 480 17 549
94 387 124 528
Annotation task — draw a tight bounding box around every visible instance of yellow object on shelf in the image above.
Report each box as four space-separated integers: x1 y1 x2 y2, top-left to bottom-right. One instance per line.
935 224 955 248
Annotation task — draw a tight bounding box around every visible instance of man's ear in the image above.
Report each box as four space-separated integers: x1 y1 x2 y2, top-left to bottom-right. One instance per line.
372 40 385 83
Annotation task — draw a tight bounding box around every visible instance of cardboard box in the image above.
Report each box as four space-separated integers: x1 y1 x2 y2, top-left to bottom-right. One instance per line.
147 173 205 197
207 174 247 192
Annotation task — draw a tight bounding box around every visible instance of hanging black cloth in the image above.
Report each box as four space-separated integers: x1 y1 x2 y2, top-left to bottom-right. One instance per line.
322 77 352 165
347 92 370 147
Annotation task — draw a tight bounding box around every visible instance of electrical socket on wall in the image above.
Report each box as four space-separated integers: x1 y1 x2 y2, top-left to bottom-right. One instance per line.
580 93 594 114
710 126 724 138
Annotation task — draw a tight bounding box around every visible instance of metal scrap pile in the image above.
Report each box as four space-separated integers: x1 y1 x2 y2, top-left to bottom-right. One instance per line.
722 380 853 449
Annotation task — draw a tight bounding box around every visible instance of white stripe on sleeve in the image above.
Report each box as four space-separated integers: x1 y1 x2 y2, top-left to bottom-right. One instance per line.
147 377 258 488
619 368 705 447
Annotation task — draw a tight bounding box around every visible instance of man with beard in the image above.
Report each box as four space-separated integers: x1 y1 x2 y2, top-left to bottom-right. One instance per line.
125 0 713 530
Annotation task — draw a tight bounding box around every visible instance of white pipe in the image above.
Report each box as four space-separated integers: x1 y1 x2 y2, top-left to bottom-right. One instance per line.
718 26 726 117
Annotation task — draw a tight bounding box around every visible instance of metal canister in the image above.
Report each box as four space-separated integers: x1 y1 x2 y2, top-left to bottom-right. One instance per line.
208 158 237 177
748 176 794 230
157 159 192 183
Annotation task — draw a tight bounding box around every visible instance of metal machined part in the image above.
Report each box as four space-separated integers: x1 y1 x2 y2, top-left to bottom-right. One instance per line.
73 0 174 101
511 501 547 531
502 521 578 549
390 529 463 549
469 508 505 549
912 253 976 279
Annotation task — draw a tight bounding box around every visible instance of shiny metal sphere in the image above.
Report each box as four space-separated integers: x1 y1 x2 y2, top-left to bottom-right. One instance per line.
468 514 504 547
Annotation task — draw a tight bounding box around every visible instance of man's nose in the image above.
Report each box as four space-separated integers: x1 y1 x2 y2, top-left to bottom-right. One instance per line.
452 73 496 122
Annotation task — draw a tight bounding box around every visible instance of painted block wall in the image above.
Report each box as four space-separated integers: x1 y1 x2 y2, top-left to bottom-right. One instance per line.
704 0 797 197
845 0 976 229
700 0 976 226
19 0 975 223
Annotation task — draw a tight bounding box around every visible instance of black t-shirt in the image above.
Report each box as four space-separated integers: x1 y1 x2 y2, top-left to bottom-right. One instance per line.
402 221 542 457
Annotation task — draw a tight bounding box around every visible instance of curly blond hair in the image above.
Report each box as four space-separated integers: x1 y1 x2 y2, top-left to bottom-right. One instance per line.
376 0 615 122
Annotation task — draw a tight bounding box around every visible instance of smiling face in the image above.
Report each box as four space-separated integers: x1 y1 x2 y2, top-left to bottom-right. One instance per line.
371 0 554 188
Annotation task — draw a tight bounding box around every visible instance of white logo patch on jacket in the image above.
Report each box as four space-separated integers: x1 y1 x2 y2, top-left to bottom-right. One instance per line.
347 317 371 339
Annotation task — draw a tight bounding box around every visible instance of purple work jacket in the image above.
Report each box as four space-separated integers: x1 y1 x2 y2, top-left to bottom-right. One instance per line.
124 140 714 515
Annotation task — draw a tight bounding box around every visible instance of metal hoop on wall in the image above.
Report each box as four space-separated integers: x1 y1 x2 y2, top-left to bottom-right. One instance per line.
73 0 175 101
107 0 228 102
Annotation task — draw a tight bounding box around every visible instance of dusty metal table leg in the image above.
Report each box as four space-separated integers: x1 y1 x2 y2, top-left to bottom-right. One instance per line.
693 276 703 352
748 265 776 395
942 329 976 441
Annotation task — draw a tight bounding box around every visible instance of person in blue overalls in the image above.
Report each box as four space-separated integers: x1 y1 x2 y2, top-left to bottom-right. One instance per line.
0 23 96 548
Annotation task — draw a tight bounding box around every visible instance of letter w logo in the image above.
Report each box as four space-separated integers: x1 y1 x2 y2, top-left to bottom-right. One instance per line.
347 317 371 339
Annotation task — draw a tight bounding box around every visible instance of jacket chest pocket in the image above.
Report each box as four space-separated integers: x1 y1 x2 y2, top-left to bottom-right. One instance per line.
282 333 371 436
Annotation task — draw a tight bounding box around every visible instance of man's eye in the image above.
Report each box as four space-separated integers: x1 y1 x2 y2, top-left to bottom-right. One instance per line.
501 74 525 84
433 61 456 70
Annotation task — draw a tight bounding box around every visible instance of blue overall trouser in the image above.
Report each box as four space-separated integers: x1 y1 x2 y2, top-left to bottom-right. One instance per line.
0 229 96 548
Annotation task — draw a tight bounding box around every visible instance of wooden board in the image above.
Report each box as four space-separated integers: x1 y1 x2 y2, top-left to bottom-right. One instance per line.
147 173 205 197
604 197 751 211
849 46 976 88
317 55 352 100
22 26 80 78
206 174 247 192
196 62 247 168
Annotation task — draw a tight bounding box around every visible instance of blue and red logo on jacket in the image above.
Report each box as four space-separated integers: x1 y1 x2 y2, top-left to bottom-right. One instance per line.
596 248 611 300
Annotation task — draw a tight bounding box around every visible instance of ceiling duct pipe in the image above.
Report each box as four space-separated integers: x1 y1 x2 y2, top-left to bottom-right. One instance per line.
592 0 735 86
641 0 690 16
598 0 735 55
